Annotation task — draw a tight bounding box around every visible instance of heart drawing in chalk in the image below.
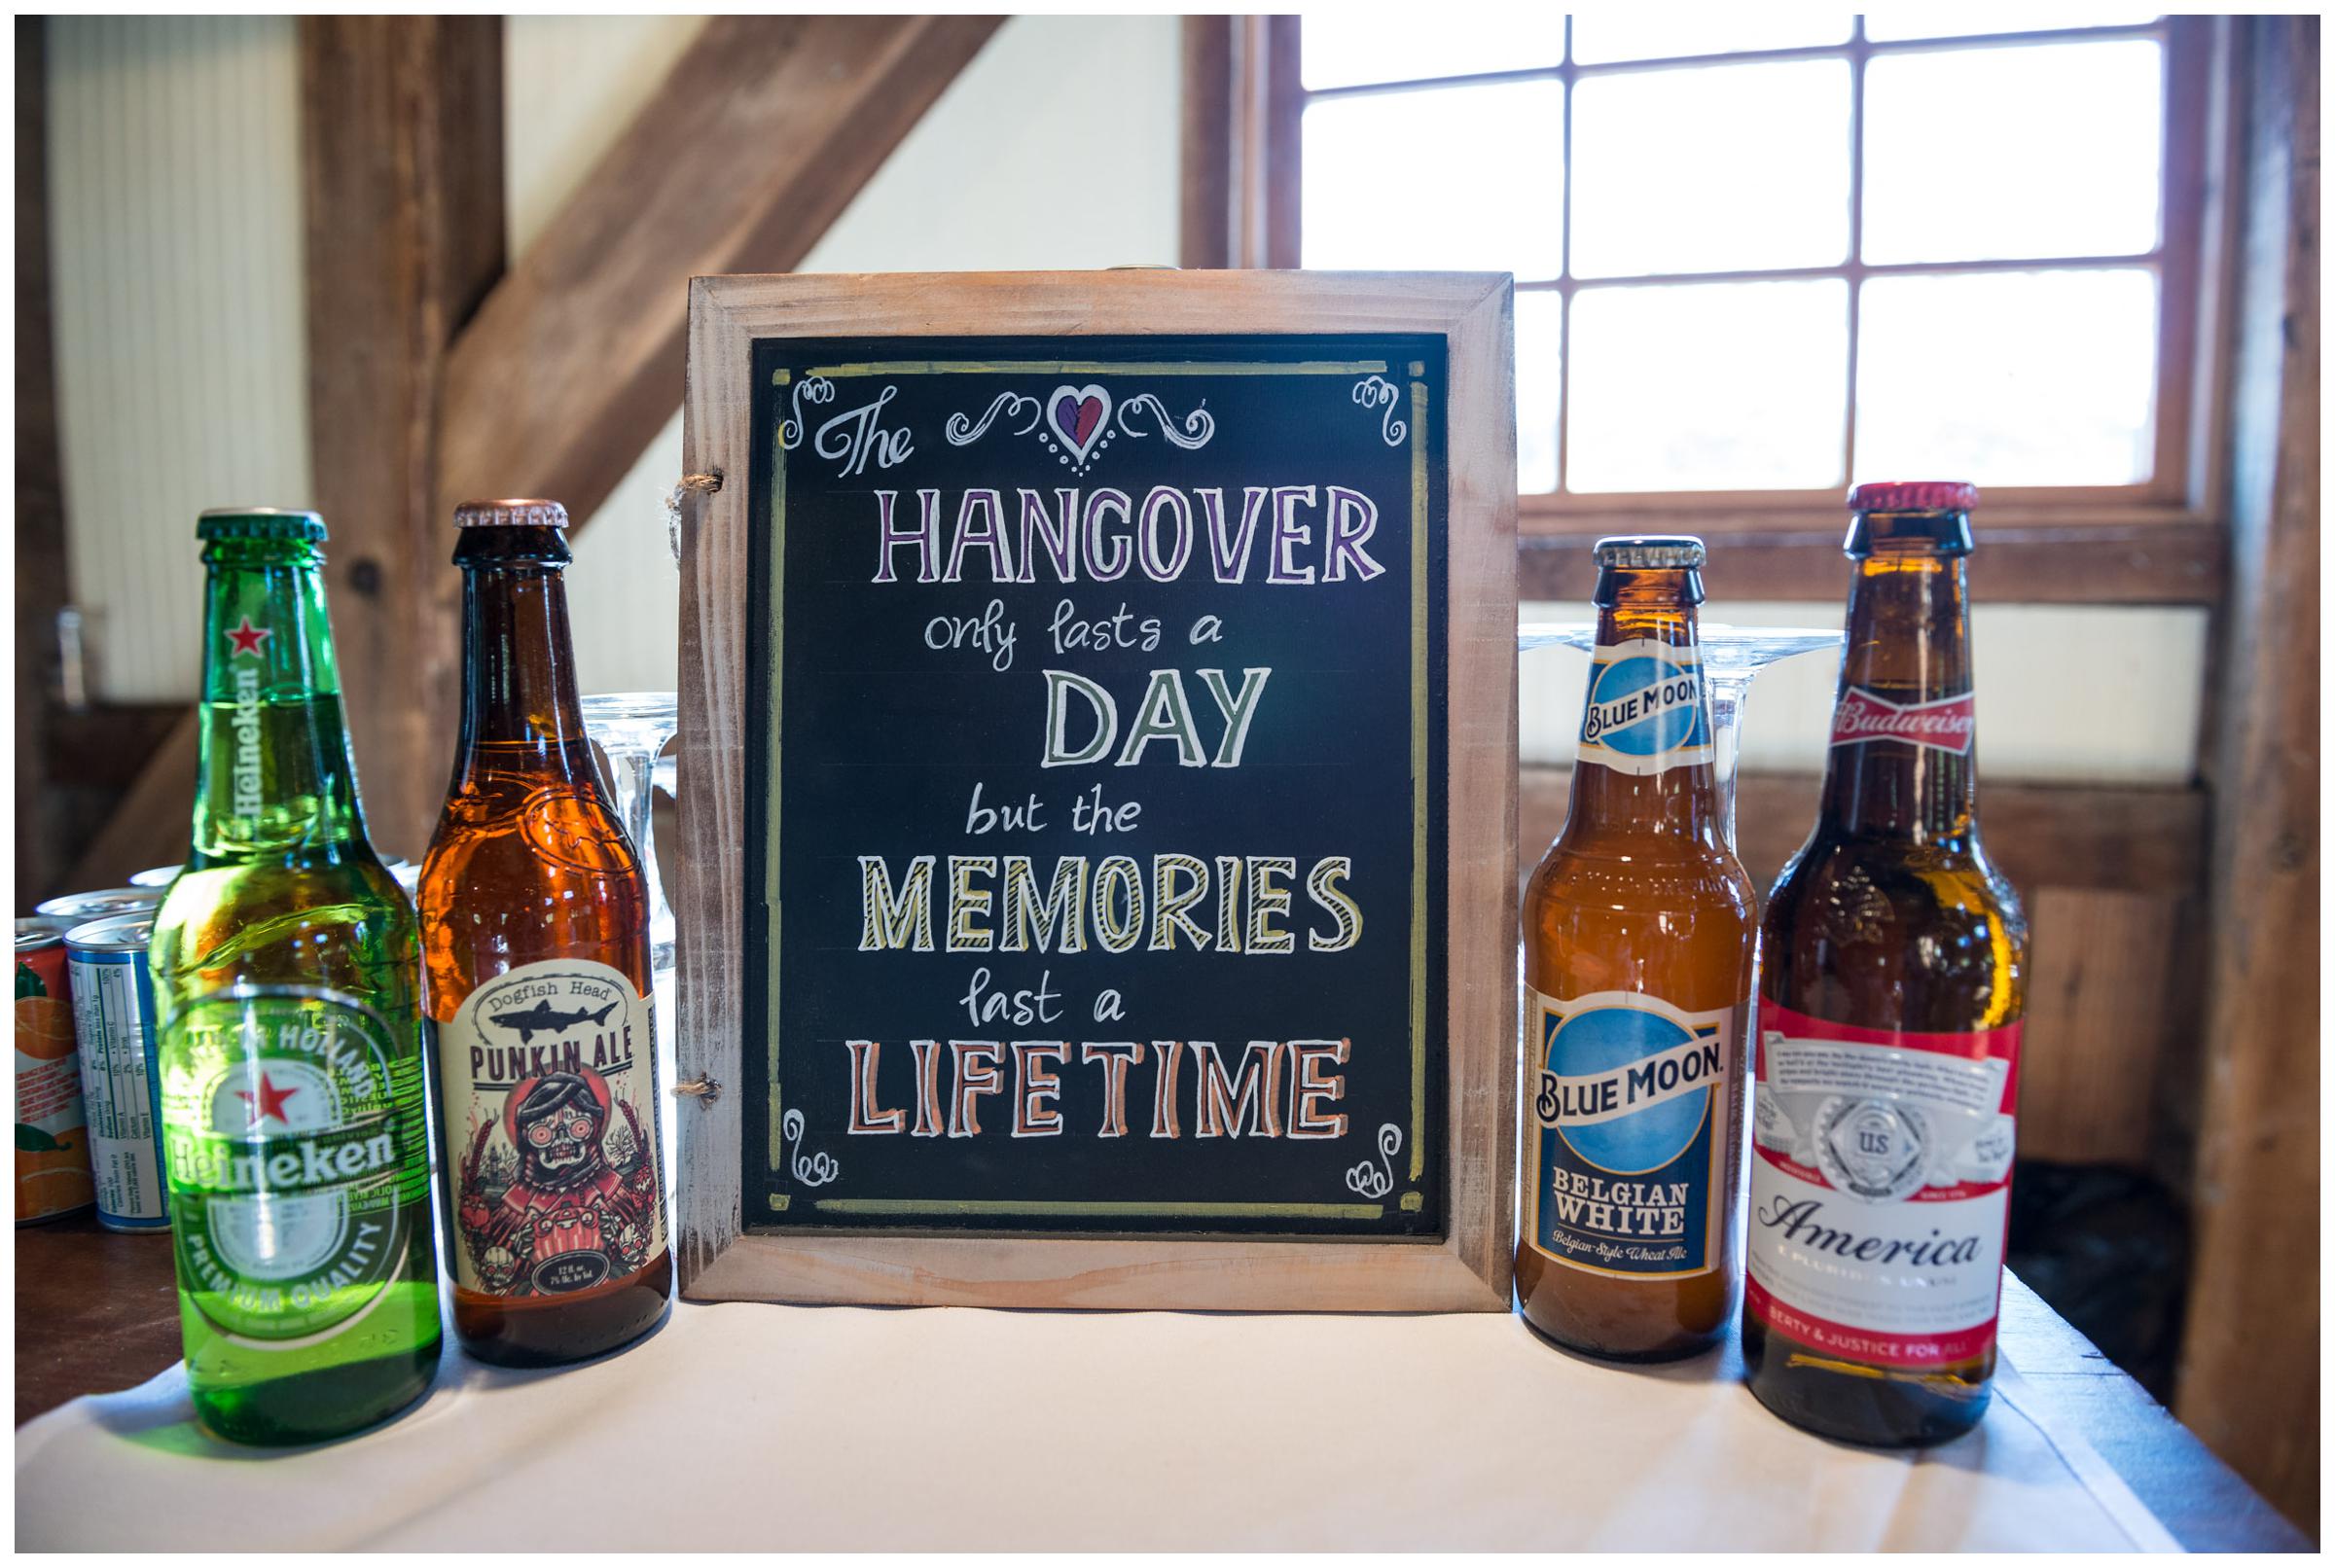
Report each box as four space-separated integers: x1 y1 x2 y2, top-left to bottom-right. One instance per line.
1048 383 1112 463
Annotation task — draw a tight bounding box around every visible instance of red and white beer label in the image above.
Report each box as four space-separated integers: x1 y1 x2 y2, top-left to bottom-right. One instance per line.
439 959 666 1298
1745 1001 2020 1370
1829 688 1977 755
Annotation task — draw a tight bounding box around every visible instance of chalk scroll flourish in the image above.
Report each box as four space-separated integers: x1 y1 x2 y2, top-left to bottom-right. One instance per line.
784 1107 840 1188
1115 392 1215 449
1353 375 1406 447
778 374 836 449
1345 1123 1402 1198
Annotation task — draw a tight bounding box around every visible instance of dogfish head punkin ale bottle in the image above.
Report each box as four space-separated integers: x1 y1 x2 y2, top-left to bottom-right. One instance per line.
417 498 670 1368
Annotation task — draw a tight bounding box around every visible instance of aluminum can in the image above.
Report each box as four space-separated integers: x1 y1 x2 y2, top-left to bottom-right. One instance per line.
35 887 162 926
65 913 170 1231
15 920 94 1224
127 865 180 888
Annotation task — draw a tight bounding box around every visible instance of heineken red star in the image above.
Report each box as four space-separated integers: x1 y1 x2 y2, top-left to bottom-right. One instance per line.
148 508 442 1444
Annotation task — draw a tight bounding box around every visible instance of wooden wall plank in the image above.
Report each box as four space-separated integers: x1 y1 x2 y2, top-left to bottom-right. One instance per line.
2175 14 2320 1536
1522 766 2210 1177
300 17 507 861
1178 17 1233 268
1519 766 2209 900
1520 520 2226 607
433 16 1002 542
2019 888 2184 1165
60 720 199 894
16 18 70 906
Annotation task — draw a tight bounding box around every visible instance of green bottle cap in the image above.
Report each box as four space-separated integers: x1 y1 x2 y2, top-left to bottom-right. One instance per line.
197 508 327 542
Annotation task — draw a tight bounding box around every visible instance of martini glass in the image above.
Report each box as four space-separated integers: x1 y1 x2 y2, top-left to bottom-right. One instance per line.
582 692 681 1182
1518 622 1841 847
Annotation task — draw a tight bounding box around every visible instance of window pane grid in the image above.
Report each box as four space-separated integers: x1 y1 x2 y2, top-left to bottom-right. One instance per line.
1295 15 2178 497
1300 18 2168 100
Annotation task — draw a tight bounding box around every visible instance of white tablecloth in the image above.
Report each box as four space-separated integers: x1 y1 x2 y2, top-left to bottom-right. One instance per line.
16 1298 2176 1551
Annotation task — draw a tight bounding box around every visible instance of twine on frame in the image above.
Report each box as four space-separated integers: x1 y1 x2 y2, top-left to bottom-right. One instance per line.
664 471 724 564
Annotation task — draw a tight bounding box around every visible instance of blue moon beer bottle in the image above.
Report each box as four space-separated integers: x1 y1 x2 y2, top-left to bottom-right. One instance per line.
149 508 443 1444
1515 537 1758 1359
1743 481 2029 1445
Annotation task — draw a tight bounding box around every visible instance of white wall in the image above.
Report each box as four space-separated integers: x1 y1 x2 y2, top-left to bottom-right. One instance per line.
542 15 1187 696
47 17 312 702
36 15 2206 789
504 17 708 260
1522 599 2208 785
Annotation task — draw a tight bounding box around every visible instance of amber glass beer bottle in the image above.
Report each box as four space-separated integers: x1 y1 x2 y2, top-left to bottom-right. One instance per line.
418 499 669 1366
1516 537 1757 1360
1743 481 2029 1445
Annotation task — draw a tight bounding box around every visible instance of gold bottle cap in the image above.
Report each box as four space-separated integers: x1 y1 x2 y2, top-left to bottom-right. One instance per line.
1592 535 1705 570
452 498 569 529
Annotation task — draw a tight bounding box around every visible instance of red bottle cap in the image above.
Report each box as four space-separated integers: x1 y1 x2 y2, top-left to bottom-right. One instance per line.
1847 481 1979 513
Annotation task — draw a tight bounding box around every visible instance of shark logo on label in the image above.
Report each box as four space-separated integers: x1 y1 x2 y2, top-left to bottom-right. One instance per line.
489 998 620 1046
1575 638 1713 777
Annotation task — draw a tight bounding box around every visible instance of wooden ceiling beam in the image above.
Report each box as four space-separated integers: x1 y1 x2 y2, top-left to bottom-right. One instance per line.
299 16 508 860
433 15 1004 538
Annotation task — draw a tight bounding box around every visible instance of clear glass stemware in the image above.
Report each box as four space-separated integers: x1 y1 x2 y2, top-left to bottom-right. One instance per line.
581 691 680 1182
1519 622 1842 847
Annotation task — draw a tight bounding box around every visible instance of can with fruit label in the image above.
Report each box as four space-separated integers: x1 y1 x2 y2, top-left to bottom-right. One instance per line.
65 913 169 1232
16 919 95 1224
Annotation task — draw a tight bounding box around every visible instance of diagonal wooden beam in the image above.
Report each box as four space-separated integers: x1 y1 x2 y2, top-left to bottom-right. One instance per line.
434 15 1003 534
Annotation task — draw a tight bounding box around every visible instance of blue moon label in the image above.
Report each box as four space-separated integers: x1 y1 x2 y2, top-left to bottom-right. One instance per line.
1575 636 1714 777
1527 986 1739 1278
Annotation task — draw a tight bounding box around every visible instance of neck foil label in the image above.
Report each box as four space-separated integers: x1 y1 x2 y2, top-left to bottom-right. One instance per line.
1527 986 1740 1278
439 958 665 1297
161 989 429 1344
1745 1000 2022 1369
1828 688 1976 755
1575 637 1714 777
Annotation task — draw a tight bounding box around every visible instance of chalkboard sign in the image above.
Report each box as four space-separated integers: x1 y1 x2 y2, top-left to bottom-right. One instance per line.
676 273 1516 1310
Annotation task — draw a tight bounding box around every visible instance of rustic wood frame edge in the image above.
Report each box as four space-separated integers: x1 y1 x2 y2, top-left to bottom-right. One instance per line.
676 270 1519 1311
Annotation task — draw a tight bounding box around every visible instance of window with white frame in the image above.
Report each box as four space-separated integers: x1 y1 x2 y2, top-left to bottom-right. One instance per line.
1290 12 2211 515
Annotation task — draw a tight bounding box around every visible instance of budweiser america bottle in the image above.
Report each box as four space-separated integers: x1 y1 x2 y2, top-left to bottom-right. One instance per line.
1742 481 2029 1446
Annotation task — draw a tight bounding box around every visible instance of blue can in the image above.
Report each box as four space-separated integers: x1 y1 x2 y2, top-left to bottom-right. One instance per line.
63 913 169 1232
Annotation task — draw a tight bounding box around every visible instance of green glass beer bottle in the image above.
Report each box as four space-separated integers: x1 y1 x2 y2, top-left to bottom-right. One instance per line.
148 508 443 1444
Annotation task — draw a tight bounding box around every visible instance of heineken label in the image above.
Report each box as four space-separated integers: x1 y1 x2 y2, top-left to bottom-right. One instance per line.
162 988 427 1343
439 959 665 1298
222 613 275 817
1527 985 1740 1278
1575 636 1714 777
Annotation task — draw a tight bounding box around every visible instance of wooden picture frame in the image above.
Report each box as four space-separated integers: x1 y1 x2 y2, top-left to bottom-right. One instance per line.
675 271 1517 1310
